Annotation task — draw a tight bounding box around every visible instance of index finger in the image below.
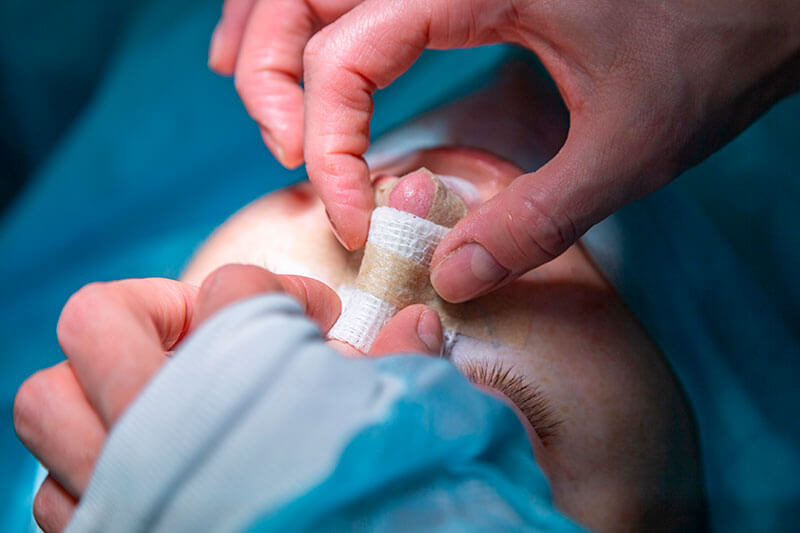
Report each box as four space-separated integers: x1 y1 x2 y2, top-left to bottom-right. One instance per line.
302 0 505 250
56 278 198 427
301 0 429 250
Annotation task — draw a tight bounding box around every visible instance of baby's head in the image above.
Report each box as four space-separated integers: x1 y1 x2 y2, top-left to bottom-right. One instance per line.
183 146 706 531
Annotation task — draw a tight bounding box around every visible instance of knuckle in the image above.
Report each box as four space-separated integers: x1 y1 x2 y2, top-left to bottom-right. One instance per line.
303 31 328 65
303 27 341 74
504 190 576 264
307 155 365 191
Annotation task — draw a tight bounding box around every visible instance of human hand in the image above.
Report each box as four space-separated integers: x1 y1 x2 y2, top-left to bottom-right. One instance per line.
210 0 799 301
14 264 442 531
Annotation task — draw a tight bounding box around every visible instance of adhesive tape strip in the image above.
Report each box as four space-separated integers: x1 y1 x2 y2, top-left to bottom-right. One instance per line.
328 207 450 352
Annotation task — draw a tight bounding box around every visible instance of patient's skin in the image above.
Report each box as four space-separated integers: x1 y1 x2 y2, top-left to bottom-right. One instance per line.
183 146 706 532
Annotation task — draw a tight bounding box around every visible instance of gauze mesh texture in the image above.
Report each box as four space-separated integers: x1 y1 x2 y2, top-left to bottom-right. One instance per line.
367 207 449 267
328 207 450 352
328 287 397 353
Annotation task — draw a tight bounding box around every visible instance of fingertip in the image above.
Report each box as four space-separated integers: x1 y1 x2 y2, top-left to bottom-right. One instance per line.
279 275 342 334
33 476 76 533
309 155 373 250
431 243 509 303
327 204 371 251
208 19 237 75
194 264 282 326
209 0 260 75
416 308 443 354
208 23 225 73
326 338 362 358
260 126 304 169
369 305 442 357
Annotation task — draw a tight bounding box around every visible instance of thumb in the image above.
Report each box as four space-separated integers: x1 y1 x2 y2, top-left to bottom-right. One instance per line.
369 305 443 357
193 264 341 332
431 132 617 303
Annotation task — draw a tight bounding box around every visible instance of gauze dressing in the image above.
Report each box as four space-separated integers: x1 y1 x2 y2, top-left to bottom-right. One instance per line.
328 169 467 353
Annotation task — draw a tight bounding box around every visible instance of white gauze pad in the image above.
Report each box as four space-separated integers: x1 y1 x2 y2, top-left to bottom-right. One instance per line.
328 207 450 353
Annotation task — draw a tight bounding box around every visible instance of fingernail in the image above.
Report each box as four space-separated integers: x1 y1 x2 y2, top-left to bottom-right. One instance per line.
431 244 508 303
260 127 287 168
417 310 442 354
325 209 348 249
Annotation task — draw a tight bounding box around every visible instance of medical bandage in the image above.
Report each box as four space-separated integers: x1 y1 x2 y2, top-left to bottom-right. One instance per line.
329 170 467 353
328 207 450 353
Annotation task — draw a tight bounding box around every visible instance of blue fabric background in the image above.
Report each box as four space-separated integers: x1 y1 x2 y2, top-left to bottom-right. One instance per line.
1 0 797 530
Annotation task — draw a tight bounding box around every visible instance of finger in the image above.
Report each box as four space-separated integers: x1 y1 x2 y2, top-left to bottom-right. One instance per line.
194 263 341 332
234 0 310 168
56 278 199 427
14 362 106 498
33 476 77 533
302 0 507 251
279 274 342 333
369 304 442 356
326 338 362 358
208 0 258 75
431 130 616 302
234 0 361 169
193 263 283 325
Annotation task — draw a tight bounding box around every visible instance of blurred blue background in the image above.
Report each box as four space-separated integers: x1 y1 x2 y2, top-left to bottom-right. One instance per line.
1 0 798 531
